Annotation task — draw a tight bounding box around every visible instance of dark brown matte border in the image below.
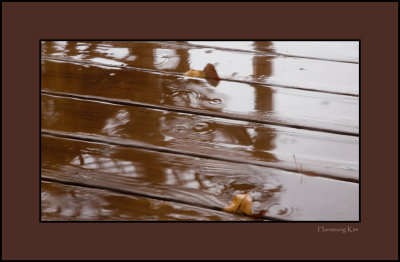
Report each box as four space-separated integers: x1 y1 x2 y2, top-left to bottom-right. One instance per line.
3 2 398 260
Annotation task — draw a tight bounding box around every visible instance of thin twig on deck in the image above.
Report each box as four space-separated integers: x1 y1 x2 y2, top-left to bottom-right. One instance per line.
293 154 303 184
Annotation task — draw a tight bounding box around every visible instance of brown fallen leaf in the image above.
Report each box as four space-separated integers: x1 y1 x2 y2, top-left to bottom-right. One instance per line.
183 69 206 78
183 63 220 81
223 192 253 216
202 63 220 80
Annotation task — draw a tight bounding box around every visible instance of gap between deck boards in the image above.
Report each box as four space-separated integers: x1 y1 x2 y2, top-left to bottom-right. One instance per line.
41 177 275 221
41 90 358 137
41 180 261 221
42 56 359 98
41 134 359 221
41 130 358 184
149 41 359 64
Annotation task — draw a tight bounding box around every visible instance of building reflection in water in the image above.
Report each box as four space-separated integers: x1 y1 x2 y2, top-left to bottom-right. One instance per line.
42 41 284 218
250 42 277 161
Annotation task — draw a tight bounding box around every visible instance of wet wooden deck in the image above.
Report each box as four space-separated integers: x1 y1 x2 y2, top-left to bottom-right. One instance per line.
41 41 359 221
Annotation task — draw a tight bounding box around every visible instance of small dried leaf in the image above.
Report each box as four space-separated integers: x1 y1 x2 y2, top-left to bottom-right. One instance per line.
223 193 253 216
183 63 220 82
239 194 253 216
223 201 240 214
183 69 206 78
202 63 220 80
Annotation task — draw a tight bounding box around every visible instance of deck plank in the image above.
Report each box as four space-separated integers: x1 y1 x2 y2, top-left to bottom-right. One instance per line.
41 59 359 135
42 135 359 221
41 41 359 95
41 41 359 222
173 41 359 63
41 180 257 221
41 94 359 181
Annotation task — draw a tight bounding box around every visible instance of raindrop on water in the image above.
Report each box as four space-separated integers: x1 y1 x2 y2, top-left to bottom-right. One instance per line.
267 203 294 217
208 98 222 105
172 124 189 133
193 122 209 132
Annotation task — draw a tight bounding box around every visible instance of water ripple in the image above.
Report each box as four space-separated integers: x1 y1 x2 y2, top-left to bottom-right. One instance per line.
266 202 295 217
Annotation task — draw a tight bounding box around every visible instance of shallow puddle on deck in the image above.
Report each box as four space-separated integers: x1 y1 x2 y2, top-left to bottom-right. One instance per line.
41 93 358 180
41 180 256 221
41 135 358 221
42 59 359 134
184 41 359 63
41 41 359 221
42 41 359 95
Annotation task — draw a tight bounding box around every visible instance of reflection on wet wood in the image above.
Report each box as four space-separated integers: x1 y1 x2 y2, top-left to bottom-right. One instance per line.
42 180 257 221
41 94 358 181
41 41 359 221
41 41 359 95
42 135 358 221
173 41 359 63
41 59 359 135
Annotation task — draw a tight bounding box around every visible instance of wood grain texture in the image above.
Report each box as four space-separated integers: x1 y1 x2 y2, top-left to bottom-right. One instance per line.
41 41 359 95
40 40 359 221
42 135 359 221
41 59 359 135
41 180 257 221
171 41 359 63
41 94 359 181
